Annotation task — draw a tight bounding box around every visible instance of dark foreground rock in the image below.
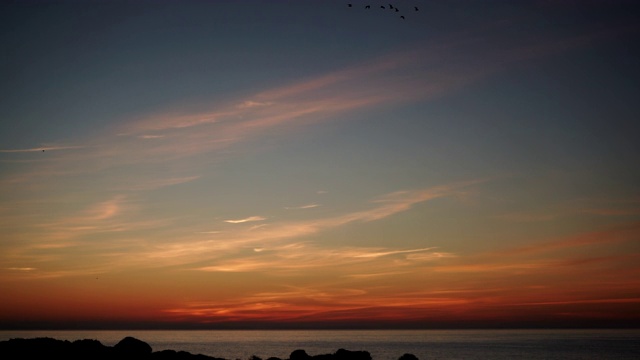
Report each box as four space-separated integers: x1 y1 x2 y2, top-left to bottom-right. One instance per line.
289 348 372 360
0 337 418 360
0 337 225 360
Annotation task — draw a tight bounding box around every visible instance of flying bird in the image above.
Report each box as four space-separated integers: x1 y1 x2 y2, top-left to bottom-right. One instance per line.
345 3 416 22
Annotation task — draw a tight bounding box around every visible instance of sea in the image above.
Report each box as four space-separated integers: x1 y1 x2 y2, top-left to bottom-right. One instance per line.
1 329 639 360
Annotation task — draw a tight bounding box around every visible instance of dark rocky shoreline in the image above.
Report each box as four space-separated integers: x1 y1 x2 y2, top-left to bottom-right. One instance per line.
0 336 419 360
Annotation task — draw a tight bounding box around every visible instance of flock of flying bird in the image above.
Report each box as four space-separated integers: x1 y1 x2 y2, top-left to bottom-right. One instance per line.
347 3 419 20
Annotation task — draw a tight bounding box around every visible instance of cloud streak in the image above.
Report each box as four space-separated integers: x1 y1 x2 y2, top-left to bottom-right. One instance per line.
224 216 267 224
144 180 486 266
194 245 444 273
1 23 623 193
285 204 320 210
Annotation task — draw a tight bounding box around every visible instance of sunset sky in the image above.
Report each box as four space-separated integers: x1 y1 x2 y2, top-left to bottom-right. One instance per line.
1 0 639 329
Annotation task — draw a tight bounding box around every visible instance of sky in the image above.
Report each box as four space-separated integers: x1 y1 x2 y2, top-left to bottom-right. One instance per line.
1 0 639 330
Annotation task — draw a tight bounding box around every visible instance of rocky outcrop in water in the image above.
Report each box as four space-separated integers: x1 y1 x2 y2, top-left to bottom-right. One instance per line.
0 337 418 360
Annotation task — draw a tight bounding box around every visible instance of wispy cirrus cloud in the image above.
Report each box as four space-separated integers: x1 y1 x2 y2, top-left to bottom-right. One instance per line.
162 221 640 324
6 267 36 271
146 180 486 265
6 195 171 254
194 245 444 273
284 203 320 210
224 216 266 224
162 284 489 324
237 100 274 109
163 280 640 325
137 135 166 139
3 22 635 314
114 26 617 160
84 195 128 221
1 24 625 191
350 247 437 259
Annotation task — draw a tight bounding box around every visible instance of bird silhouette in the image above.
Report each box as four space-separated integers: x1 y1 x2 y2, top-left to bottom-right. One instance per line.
42 150 45 152
345 3 417 22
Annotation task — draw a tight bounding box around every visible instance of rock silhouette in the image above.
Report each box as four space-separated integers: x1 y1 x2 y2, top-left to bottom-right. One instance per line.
114 336 153 357
289 348 373 360
334 348 372 360
0 337 418 360
290 349 313 360
398 354 419 360
0 337 225 360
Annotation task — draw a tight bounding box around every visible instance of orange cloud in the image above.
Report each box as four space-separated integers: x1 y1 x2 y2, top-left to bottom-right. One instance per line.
224 216 267 224
144 180 484 267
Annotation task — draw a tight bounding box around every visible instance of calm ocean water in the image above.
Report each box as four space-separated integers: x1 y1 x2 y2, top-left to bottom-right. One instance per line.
1 329 639 360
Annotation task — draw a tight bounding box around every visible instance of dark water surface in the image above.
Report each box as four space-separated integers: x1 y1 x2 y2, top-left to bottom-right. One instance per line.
2 329 639 360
